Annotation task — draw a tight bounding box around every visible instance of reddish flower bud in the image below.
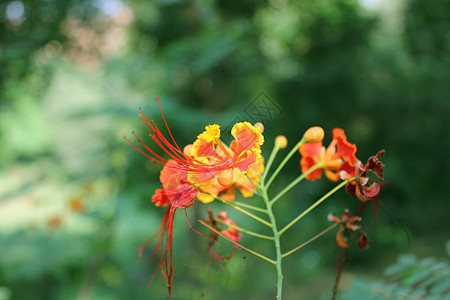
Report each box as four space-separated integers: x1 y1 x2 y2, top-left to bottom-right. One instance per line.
303 126 324 143
254 122 264 133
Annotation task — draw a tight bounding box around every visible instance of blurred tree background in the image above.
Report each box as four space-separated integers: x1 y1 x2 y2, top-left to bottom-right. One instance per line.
0 0 449 299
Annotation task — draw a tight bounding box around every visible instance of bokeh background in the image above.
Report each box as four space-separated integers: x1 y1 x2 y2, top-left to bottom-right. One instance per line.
1 0 449 299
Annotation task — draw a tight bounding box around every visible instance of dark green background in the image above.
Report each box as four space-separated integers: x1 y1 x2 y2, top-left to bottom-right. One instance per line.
0 0 449 299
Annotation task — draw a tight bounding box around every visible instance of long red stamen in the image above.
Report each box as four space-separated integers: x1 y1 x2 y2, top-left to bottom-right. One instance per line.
139 108 187 163
139 108 185 158
132 131 169 164
150 119 186 160
124 135 166 165
138 104 186 162
144 207 170 286
128 100 235 179
165 205 177 295
155 96 183 153
142 205 177 297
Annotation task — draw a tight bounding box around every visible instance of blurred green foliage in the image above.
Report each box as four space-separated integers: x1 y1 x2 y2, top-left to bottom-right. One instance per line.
340 241 450 300
0 0 449 299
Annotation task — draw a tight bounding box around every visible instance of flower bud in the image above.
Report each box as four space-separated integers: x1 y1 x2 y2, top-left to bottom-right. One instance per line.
303 126 324 143
275 135 288 149
254 122 264 133
183 144 193 155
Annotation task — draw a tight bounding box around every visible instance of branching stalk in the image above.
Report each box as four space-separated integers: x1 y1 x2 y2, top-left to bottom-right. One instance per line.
279 180 349 236
282 224 338 258
265 138 304 189
270 162 323 205
214 218 274 240
214 195 272 228
199 220 276 265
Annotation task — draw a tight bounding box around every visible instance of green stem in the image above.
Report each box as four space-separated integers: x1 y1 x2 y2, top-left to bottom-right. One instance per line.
214 195 272 228
261 142 281 184
245 174 263 195
270 162 323 206
214 218 274 240
265 138 305 189
279 180 349 236
230 200 268 214
261 189 284 299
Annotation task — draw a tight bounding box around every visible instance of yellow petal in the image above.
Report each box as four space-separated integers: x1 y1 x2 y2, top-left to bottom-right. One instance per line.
198 124 220 142
231 122 264 153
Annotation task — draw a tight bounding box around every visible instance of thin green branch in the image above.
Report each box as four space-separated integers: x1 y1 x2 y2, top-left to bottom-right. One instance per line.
244 174 263 195
214 195 272 228
279 180 349 236
265 138 305 189
214 218 274 240
282 223 338 258
199 220 276 265
230 200 268 214
269 162 323 206
261 142 280 184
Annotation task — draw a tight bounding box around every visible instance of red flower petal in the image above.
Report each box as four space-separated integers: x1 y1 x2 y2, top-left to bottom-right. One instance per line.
332 128 358 166
152 188 171 207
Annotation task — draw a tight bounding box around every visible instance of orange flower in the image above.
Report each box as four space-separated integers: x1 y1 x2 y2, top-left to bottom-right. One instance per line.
126 99 263 297
299 128 358 181
187 121 264 194
125 98 204 297
195 155 264 203
125 99 230 190
151 160 199 208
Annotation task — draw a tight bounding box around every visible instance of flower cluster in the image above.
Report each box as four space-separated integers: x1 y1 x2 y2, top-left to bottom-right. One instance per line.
125 98 263 296
126 98 387 300
299 127 385 249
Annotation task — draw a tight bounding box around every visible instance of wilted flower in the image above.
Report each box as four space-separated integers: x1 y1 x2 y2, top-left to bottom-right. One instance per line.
341 150 385 203
203 208 242 264
328 209 369 250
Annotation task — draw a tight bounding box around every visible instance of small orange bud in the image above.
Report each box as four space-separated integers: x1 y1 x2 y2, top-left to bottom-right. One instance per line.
303 126 324 143
254 122 264 133
275 135 288 149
